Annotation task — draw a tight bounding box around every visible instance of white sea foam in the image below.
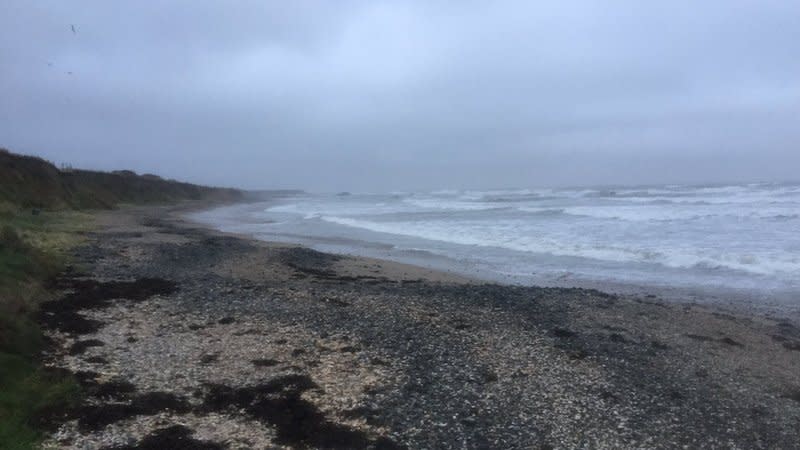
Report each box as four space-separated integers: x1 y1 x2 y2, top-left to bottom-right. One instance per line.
319 215 800 276
553 205 799 222
402 197 500 211
225 182 800 292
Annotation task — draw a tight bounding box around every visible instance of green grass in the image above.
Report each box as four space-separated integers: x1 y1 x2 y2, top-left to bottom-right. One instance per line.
0 353 79 449
0 209 87 449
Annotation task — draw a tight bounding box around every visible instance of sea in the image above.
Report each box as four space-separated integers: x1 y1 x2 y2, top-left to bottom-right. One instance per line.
191 182 800 311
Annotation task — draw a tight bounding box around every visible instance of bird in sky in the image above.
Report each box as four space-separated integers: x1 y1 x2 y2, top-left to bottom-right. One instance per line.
71 24 76 34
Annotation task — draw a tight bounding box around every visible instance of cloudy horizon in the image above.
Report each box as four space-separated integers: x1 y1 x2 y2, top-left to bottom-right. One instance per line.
2 1 799 192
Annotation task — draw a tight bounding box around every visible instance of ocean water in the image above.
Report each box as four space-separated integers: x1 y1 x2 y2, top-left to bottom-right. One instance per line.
192 182 800 307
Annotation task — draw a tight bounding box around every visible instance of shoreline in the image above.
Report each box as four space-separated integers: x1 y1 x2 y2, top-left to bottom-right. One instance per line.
189 201 800 321
41 202 800 448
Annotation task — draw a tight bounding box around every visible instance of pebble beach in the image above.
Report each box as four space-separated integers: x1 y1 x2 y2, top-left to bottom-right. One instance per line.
39 203 800 449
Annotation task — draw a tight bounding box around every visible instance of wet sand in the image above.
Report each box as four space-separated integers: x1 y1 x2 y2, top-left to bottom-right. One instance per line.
41 203 800 449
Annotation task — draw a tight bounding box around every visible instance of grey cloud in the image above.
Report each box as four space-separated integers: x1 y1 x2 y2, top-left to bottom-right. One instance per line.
1 1 799 191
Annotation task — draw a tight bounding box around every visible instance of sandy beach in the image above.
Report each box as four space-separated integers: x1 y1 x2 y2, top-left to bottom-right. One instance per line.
38 202 800 449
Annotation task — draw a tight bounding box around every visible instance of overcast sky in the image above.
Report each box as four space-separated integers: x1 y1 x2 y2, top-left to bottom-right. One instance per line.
1 1 799 191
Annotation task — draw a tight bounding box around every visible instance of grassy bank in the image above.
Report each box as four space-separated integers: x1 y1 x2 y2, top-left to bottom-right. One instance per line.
0 204 90 449
0 149 241 209
0 148 242 448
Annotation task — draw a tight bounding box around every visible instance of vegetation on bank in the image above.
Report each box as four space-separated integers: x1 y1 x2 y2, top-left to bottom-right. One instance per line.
0 205 88 449
0 148 241 448
0 148 241 209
